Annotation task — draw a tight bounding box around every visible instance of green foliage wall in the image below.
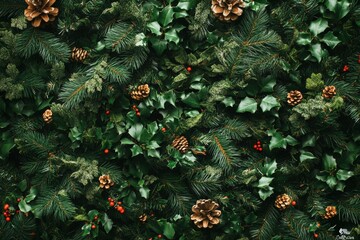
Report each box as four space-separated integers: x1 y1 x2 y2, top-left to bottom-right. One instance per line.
0 0 360 239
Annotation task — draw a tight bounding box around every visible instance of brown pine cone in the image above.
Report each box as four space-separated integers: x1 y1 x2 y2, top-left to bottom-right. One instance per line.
287 90 303 106
130 84 150 100
322 86 336 99
139 214 147 223
24 0 59 27
274 193 292 210
171 136 189 153
99 174 115 189
191 199 222 228
42 109 53 123
71 47 89 62
211 0 245 22
322 206 337 219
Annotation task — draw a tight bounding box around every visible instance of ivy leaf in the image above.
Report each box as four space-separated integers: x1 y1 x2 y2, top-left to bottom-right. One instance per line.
284 135 298 146
321 32 341 49
165 29 180 44
260 95 280 112
336 169 354 181
309 43 326 62
300 150 316 162
309 18 328 36
159 6 174 27
323 154 337 171
296 32 312 45
147 22 162 36
222 97 235 107
236 97 257 113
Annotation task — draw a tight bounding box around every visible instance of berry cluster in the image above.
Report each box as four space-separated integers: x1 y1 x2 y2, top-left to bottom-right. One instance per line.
91 215 99 230
343 65 349 72
3 204 12 222
148 234 162 240
132 105 141 117
108 197 125 214
253 140 263 152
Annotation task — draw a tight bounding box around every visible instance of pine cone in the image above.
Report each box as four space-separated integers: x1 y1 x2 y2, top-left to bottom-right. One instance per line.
130 84 150 100
42 109 53 123
322 206 337 219
274 194 292 210
191 199 222 228
139 214 147 223
71 47 89 62
211 0 245 22
287 90 303 106
322 86 336 99
172 136 189 153
98 174 114 189
24 0 59 27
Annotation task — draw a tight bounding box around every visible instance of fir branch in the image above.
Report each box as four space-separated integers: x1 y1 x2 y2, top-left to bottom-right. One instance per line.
32 189 77 222
16 131 55 158
282 209 314 240
58 75 88 109
0 0 25 17
16 28 71 63
105 22 137 53
119 47 149 70
218 119 251 140
338 194 360 224
188 166 222 197
0 214 36 240
105 58 131 84
250 205 280 240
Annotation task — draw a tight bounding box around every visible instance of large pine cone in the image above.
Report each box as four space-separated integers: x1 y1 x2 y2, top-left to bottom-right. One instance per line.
191 199 222 228
287 90 303 106
322 206 337 219
72 47 88 62
99 174 114 189
130 84 150 100
322 86 336 99
172 136 189 153
211 0 245 22
42 109 53 123
274 193 292 210
24 0 59 27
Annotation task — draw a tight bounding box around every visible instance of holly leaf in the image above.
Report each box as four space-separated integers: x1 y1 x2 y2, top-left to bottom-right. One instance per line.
18 199 32 213
336 169 354 181
260 76 276 93
267 130 286 150
150 38 167 55
297 32 312 45
260 95 280 112
128 123 143 141
309 43 326 62
321 32 341 49
159 6 174 27
102 213 113 234
131 145 143 157
257 176 274 188
300 150 316 162
163 222 175 239
222 97 235 107
258 187 274 201
236 97 257 113
334 0 350 19
309 18 328 36
139 187 150 199
262 159 277 176
323 154 337 171
147 21 162 36
284 135 298 146
325 0 337 12
165 29 180 44
326 176 338 189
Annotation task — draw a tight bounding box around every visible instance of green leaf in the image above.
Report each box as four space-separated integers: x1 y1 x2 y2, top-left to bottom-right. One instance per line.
163 222 176 239
102 213 113 234
284 135 298 146
18 199 32 213
257 177 274 188
131 145 143 157
236 97 257 113
336 169 354 181
150 38 167 55
258 187 274 201
260 76 276 93
323 154 337 171
177 0 196 10
326 176 337 189
82 224 91 236
334 0 350 19
128 123 143 142
147 21 162 36
262 159 277 176
260 95 280 112
325 0 337 12
267 130 286 150
159 6 175 27
139 187 150 199
309 43 326 62
296 32 312 45
299 150 316 162
88 210 99 220
165 29 180 44
148 149 161 158
222 97 235 107
320 32 341 49
18 179 27 192
309 18 328 36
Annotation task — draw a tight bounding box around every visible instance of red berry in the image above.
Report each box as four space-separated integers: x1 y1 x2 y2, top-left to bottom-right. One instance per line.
158 234 162 238
17 198 21 202
91 224 96 229
257 141 261 145
120 209 125 214
3 204 9 210
116 206 123 211
117 201 122 205
105 110 111 115
291 201 296 206
161 127 166 132
317 222 320 227
253 144 258 149
258 148 263 151
186 66 192 72
343 65 349 72
109 201 115 207
313 233 319 238
5 217 10 222
104 149 109 154
108 197 112 201
94 216 98 221
3 212 7 216
136 112 141 117
132 105 137 109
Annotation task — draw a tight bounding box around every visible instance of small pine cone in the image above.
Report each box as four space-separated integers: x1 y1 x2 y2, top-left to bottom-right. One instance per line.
72 47 89 62
98 174 115 189
172 136 189 153
130 84 150 100
287 90 303 106
42 109 53 123
322 86 336 99
322 206 337 219
211 0 245 22
274 194 292 210
139 214 147 223
191 199 222 228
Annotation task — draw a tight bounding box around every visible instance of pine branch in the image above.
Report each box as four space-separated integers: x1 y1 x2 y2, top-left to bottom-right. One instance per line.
250 205 280 240
0 214 36 240
187 166 222 197
32 189 77 222
218 119 251 141
105 58 131 84
105 22 137 53
16 29 71 63
0 0 25 17
58 75 88 109
282 209 314 240
119 47 149 70
16 131 55 158
338 194 360 224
